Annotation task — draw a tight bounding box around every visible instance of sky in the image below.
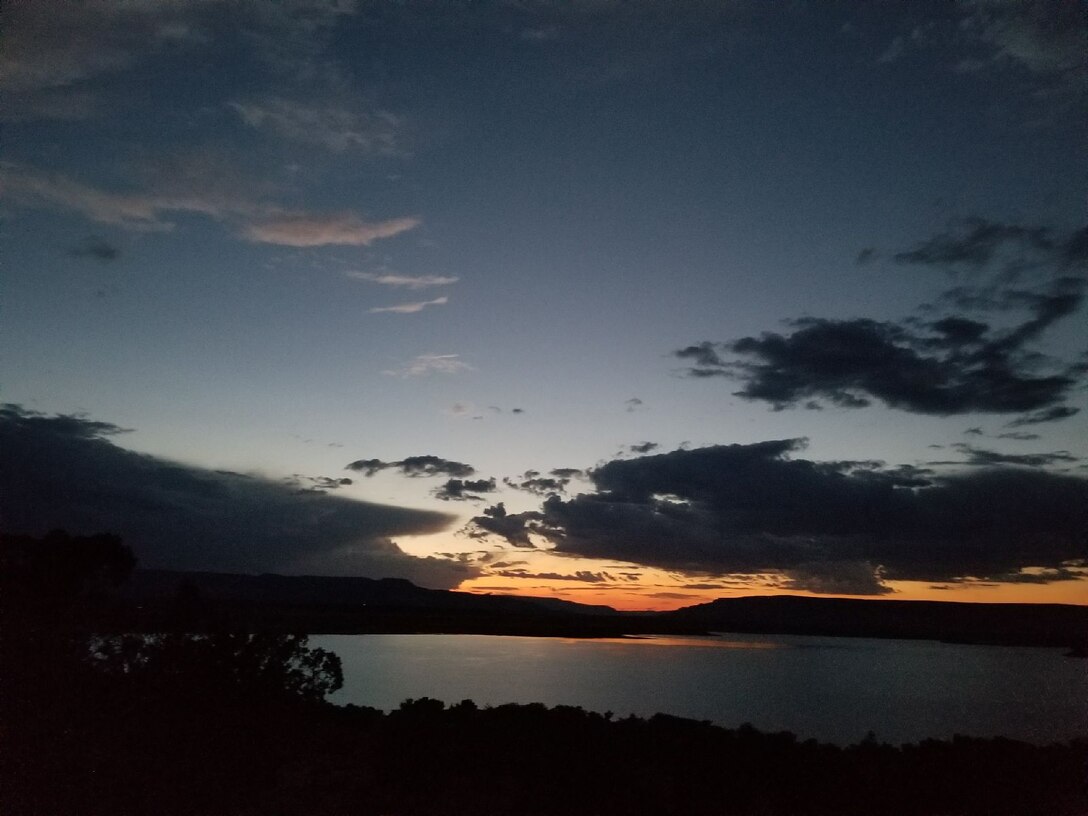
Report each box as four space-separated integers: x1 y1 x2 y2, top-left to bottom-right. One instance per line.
2 0 1086 610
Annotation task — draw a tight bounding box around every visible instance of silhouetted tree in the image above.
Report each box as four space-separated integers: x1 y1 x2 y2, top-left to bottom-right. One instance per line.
89 632 343 702
0 528 135 606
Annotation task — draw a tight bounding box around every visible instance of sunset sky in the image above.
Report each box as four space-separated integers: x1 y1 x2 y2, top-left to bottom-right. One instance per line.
2 0 1086 610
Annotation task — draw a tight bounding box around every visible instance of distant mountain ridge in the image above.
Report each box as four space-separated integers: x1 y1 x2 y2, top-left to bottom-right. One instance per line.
121 569 1088 649
663 594 1088 649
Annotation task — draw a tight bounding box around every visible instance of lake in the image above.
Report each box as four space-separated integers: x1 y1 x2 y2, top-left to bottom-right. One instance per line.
311 632 1088 746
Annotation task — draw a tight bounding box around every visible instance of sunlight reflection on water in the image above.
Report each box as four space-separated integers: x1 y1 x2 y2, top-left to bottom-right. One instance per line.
559 635 784 648
313 632 1088 746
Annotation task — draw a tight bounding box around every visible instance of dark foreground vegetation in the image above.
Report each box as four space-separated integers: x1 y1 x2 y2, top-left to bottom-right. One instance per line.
3 532 1087 815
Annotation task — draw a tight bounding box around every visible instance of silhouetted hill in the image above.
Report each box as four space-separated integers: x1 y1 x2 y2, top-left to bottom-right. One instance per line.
117 570 1088 649
127 569 613 613
662 594 1088 649
121 569 631 636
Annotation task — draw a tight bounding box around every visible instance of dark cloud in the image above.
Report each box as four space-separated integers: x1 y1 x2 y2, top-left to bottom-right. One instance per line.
893 219 1056 270
503 468 584 496
982 567 1085 585
782 561 895 596
674 342 727 371
345 455 475 478
965 428 1043 441
677 222 1086 418
1005 406 1080 427
629 442 659 454
490 569 616 584
432 477 496 502
624 397 644 412
1064 227 1088 265
940 443 1079 468
675 281 1084 416
0 405 466 587
68 235 121 262
504 475 567 496
464 502 541 548
550 467 584 479
855 247 877 265
467 442 1088 589
288 474 353 493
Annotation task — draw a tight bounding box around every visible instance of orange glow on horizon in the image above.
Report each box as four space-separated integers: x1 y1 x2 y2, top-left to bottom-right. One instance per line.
455 575 1088 612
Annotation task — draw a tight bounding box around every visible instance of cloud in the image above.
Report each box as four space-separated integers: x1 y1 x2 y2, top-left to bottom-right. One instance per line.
383 354 473 377
937 443 1080 468
675 253 1086 417
0 0 217 95
1005 406 1080 427
956 0 1087 93
68 236 121 262
466 441 1088 589
782 561 894 596
490 569 616 584
629 442 659 454
0 0 361 119
243 214 420 247
432 478 497 502
0 161 207 230
464 503 542 548
345 455 476 479
1 162 419 251
369 296 448 314
876 36 905 64
0 404 466 587
624 397 645 412
229 97 402 154
503 468 585 496
288 474 354 493
678 312 1081 415
346 270 459 289
550 468 584 479
855 248 877 265
893 219 1066 273
504 474 568 496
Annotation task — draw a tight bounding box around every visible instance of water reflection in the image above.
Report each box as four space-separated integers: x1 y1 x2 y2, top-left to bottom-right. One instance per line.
561 635 784 649
313 633 1088 745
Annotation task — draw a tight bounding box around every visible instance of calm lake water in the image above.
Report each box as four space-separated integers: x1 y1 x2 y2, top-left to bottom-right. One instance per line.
311 633 1088 746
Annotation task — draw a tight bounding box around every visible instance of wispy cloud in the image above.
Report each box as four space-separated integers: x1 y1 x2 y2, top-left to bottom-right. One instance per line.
229 97 402 154
0 161 219 229
347 270 458 289
957 0 1087 83
243 214 420 247
1 161 420 248
369 296 448 314
383 354 472 377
